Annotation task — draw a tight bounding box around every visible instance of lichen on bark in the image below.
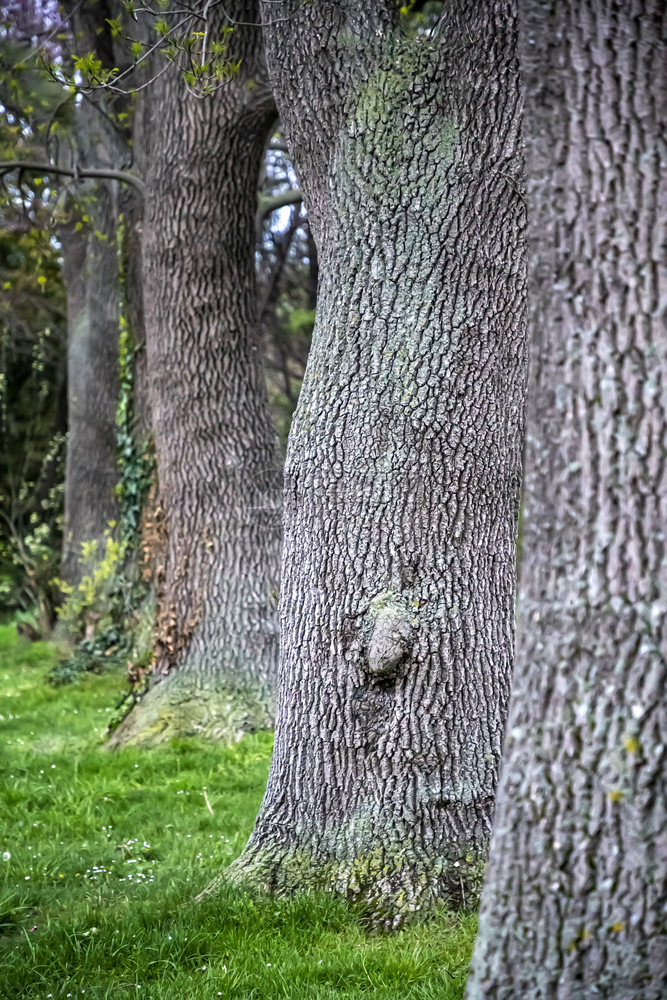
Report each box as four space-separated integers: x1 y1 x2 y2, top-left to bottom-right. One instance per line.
205 831 486 929
107 670 273 749
213 0 528 921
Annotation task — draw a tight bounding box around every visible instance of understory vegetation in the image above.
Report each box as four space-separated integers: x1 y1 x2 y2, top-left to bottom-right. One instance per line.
0 625 476 1000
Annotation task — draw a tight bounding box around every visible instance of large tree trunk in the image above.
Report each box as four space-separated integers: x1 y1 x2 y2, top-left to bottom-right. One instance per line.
467 2 666 996
109 4 283 747
224 0 527 924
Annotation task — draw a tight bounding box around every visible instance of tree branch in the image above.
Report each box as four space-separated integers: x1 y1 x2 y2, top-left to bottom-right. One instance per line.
0 161 146 196
256 188 303 228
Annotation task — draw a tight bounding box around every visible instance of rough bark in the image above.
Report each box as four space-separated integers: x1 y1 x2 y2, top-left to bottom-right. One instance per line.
225 0 527 923
467 2 666 996
109 3 282 747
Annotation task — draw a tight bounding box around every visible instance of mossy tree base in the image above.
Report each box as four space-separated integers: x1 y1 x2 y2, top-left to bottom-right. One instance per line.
106 671 273 749
231 0 526 942
200 838 486 931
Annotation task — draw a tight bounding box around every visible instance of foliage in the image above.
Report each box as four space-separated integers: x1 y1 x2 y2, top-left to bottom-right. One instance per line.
54 1 240 100
55 534 126 634
47 624 129 686
0 26 68 625
0 202 66 621
48 208 156 682
49 528 155 687
0 461 63 624
0 377 65 626
0 625 476 999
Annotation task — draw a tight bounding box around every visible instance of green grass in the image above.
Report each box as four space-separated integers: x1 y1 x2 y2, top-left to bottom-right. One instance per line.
0 624 476 999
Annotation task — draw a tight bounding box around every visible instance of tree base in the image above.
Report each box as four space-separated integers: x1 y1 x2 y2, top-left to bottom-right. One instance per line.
198 838 486 930
106 670 273 748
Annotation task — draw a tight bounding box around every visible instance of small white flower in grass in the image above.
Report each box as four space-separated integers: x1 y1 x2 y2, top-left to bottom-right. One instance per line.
2 851 10 862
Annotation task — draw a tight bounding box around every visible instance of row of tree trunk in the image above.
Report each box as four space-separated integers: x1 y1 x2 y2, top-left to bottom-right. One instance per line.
53 0 664 994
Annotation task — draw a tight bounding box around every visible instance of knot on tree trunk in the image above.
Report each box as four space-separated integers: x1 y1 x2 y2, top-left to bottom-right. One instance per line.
365 592 413 680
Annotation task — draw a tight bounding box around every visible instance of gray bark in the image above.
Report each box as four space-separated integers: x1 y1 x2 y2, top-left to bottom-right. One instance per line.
109 3 283 746
59 155 121 586
58 1 134 586
225 0 528 923
467 2 667 997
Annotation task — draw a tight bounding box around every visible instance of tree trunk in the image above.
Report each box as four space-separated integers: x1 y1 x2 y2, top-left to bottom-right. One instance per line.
225 0 527 924
58 2 131 586
109 5 282 747
467 2 666 996
59 180 120 586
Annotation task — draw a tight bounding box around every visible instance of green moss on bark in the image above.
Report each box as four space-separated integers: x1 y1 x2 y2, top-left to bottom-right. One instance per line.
206 836 486 930
107 670 273 749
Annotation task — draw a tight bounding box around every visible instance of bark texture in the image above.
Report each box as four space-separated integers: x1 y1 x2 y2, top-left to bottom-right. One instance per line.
468 2 666 996
58 0 136 586
226 0 527 922
59 145 121 586
110 4 282 747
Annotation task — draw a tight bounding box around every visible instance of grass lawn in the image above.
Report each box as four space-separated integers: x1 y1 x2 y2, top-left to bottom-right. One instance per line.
0 624 476 999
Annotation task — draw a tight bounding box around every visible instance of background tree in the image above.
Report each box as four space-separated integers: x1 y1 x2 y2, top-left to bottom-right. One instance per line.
54 2 134 586
467 2 666 996
225 0 527 922
109 1 283 746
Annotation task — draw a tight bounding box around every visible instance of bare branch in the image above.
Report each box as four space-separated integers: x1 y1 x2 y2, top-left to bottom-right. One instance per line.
256 187 303 228
0 161 146 196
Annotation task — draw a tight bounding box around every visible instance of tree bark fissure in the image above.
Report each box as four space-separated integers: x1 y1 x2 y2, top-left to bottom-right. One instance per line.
468 2 666 996
227 0 528 922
